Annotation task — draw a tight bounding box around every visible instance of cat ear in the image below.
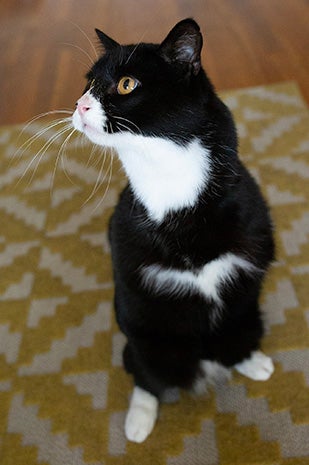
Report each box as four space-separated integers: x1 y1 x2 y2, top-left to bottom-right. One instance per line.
95 28 120 52
159 19 203 76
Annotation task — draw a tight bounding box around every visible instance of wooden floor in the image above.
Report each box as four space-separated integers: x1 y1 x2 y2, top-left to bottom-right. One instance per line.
0 0 308 125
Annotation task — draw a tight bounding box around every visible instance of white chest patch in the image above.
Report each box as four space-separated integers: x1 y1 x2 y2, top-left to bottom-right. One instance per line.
116 137 210 221
141 253 259 309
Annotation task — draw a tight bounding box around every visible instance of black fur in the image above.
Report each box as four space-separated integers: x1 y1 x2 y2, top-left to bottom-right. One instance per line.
88 19 275 398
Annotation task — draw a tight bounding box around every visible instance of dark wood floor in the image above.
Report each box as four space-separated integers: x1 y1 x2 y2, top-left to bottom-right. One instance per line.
0 0 308 125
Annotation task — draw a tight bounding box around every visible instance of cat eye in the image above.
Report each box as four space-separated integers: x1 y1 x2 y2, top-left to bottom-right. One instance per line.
117 76 139 95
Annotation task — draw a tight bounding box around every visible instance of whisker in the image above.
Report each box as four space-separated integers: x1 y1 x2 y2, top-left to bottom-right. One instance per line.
16 124 72 188
92 148 115 213
91 121 116 212
125 30 147 65
15 117 73 162
61 42 95 66
58 127 77 182
82 148 109 206
51 128 77 196
70 56 93 70
112 115 142 134
114 118 148 155
115 121 135 135
69 20 98 60
30 125 73 185
21 110 73 135
16 111 72 151
86 143 100 168
21 116 72 144
61 132 82 185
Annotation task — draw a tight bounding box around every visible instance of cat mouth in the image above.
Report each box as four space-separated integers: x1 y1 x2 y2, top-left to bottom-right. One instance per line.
72 107 105 137
81 121 104 137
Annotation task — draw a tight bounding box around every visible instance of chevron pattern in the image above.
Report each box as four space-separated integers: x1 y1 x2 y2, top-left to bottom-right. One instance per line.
0 82 308 464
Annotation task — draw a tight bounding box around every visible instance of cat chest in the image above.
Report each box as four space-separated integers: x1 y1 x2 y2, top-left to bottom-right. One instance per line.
141 252 259 306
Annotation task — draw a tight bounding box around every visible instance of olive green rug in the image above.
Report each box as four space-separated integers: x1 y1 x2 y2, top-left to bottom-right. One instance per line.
0 82 308 465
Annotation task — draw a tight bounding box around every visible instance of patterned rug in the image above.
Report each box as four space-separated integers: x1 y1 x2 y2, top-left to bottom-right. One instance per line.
0 82 308 465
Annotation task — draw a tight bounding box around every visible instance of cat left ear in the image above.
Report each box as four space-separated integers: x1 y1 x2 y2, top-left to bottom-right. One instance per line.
95 28 120 52
159 19 203 76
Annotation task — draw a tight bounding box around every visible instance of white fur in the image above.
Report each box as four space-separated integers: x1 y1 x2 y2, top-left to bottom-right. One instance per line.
114 136 210 222
125 386 159 443
235 351 274 381
73 91 211 221
141 253 259 308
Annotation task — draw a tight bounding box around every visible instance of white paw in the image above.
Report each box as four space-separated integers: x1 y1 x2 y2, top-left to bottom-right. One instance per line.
125 387 158 443
235 351 274 381
125 405 157 443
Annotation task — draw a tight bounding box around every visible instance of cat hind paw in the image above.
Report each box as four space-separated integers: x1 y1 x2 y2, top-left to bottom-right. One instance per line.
235 351 274 381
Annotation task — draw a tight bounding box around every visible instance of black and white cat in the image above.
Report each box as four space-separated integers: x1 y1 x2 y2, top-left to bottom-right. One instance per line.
72 19 275 443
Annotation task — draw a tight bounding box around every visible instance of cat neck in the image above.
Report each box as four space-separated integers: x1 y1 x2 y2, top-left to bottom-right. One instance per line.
113 133 211 222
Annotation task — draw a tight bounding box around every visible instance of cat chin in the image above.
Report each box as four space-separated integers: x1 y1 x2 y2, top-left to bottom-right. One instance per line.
82 125 108 146
73 120 130 149
72 110 108 146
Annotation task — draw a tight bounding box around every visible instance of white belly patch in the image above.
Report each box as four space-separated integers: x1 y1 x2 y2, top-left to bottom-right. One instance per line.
141 253 259 306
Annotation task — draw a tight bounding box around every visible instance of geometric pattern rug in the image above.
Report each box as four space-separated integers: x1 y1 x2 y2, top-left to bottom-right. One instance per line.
0 82 308 464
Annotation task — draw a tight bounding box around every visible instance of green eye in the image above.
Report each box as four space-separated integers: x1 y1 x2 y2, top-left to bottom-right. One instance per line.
117 76 139 95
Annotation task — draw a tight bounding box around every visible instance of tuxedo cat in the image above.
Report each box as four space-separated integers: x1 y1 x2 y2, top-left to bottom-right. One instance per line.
72 19 275 443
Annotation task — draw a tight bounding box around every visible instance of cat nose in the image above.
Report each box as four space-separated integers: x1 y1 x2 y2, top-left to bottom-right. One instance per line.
77 103 90 114
76 102 91 115
76 95 92 115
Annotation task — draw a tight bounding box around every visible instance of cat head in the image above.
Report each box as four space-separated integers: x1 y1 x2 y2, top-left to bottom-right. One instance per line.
72 19 209 148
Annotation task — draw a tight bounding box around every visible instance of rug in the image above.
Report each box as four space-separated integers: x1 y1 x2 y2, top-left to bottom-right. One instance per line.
0 82 308 465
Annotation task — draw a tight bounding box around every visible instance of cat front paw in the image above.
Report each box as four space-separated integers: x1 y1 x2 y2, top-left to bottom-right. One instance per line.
235 351 274 381
125 404 157 443
125 387 158 443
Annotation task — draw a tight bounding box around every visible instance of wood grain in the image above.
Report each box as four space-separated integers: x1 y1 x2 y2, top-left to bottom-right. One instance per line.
0 0 308 124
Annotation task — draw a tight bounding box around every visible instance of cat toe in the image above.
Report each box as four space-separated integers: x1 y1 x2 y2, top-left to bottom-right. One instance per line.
235 351 274 381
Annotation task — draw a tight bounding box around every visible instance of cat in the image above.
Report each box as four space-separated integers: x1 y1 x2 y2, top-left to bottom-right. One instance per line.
72 18 275 443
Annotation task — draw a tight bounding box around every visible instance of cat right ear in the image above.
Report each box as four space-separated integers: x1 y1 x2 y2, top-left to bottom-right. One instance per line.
95 28 120 52
159 19 203 76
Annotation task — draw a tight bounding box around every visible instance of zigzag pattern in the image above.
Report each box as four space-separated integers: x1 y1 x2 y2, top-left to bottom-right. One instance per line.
214 382 309 457
8 394 103 465
19 302 112 375
0 82 308 464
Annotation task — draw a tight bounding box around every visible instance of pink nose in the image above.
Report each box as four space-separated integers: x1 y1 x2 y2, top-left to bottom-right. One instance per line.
76 94 92 115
